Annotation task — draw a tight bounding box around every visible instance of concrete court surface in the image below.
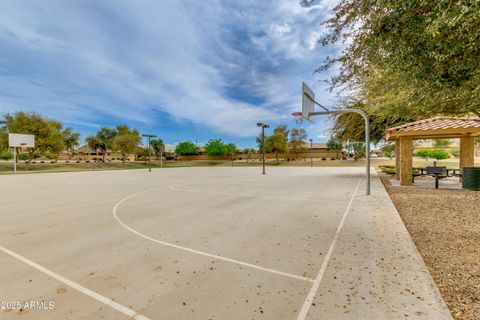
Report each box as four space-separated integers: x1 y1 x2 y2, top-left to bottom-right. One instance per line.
0 167 452 320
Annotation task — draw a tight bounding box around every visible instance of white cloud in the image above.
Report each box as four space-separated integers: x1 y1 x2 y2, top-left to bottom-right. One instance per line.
0 0 340 138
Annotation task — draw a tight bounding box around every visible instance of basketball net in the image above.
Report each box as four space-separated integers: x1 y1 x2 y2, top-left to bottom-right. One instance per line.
292 112 303 126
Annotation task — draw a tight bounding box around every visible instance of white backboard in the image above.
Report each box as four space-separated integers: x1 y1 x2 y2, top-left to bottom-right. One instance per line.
8 133 35 148
302 82 315 122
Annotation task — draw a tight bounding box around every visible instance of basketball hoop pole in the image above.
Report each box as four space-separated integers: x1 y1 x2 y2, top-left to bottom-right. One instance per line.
142 134 157 172
310 109 370 195
13 146 16 175
300 81 370 194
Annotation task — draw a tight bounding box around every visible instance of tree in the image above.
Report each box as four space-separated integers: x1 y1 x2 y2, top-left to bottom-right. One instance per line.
133 145 149 163
415 149 430 161
346 141 365 161
62 127 80 160
256 133 268 152
428 149 450 161
326 138 343 159
113 125 141 164
450 148 460 158
315 0 480 142
1 112 66 163
289 128 307 158
205 139 229 156
226 143 239 154
175 141 199 155
433 139 453 149
266 125 289 164
150 138 165 160
86 136 102 159
87 127 117 161
43 120 65 162
380 143 395 159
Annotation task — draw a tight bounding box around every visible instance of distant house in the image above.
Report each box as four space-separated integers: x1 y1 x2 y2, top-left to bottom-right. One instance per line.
301 142 330 153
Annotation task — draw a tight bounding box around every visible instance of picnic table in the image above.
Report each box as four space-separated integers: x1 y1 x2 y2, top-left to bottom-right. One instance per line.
446 168 462 177
415 167 462 178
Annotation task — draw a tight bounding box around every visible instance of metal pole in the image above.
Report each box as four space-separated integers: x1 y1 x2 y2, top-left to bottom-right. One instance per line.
160 146 163 168
13 147 16 175
148 137 151 172
311 109 370 195
142 134 157 172
309 139 313 167
262 127 266 174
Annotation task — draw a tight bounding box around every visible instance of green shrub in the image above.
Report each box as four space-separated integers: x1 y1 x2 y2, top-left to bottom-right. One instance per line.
44 152 56 160
380 165 423 175
0 150 13 160
415 149 449 160
18 154 29 160
450 148 460 158
428 149 449 160
381 167 396 174
415 149 430 160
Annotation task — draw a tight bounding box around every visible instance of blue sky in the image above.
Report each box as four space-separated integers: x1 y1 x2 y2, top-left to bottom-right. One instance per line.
0 0 340 148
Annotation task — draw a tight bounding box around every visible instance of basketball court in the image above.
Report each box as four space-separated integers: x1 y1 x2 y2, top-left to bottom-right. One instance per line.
0 167 452 319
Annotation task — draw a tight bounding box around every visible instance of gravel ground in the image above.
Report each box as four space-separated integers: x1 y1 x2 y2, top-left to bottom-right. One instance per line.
380 173 480 320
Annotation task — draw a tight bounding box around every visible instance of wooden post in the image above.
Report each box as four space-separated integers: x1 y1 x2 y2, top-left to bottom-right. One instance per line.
395 140 400 180
399 137 413 186
460 137 474 169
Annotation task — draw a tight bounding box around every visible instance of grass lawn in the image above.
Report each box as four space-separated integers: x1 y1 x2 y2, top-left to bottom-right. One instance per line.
1 157 476 174
0 161 165 174
0 158 395 174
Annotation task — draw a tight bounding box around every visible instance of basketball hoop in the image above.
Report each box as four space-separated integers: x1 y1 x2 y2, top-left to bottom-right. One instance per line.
19 142 28 151
292 111 303 125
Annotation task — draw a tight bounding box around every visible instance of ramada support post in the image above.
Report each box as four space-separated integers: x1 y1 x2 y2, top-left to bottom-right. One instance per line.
395 140 400 180
399 137 413 186
460 136 475 169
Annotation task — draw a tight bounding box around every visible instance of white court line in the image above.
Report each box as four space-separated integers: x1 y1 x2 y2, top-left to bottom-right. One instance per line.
296 179 362 320
0 244 150 320
113 188 314 283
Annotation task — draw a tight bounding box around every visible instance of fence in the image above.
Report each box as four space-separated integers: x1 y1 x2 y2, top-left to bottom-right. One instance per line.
177 150 345 161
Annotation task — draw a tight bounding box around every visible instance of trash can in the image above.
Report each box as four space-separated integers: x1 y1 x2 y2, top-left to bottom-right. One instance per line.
462 167 480 191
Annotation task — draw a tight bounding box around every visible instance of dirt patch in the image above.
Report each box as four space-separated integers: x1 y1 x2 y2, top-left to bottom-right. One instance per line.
379 173 480 319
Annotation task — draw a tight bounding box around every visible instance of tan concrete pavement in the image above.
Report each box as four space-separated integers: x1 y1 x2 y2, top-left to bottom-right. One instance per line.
0 167 452 319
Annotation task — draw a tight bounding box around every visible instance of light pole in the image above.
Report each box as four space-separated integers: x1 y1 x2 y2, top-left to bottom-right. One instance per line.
309 138 313 167
142 134 157 172
160 144 163 168
256 122 269 174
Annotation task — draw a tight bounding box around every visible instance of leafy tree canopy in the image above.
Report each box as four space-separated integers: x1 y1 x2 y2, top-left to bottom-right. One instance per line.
266 125 289 154
205 139 229 156
150 138 164 159
315 0 480 143
175 141 199 155
0 112 78 161
113 125 141 164
432 139 453 148
289 127 308 154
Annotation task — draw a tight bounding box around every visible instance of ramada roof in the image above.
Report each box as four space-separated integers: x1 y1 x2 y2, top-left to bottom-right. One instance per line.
385 117 480 140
